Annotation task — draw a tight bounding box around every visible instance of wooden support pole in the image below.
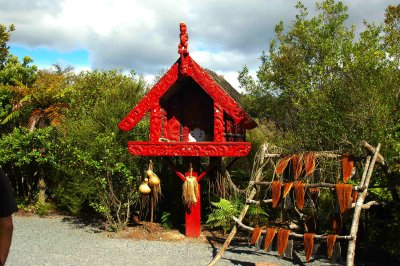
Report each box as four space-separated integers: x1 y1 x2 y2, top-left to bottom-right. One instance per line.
360 140 385 165
347 144 381 266
208 144 267 266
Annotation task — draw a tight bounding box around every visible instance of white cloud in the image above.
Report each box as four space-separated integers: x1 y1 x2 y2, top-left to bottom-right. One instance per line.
1 0 398 90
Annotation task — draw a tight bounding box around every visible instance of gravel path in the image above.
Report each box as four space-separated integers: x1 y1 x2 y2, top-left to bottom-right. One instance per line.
7 215 335 266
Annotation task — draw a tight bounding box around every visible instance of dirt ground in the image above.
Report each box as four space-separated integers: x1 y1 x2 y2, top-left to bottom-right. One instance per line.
112 218 249 247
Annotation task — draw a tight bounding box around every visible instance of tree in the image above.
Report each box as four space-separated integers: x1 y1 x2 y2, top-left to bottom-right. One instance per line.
53 70 149 230
240 0 398 152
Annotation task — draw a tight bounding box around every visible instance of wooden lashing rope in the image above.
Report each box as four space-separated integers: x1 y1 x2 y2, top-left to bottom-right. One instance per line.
294 181 305 210
291 154 303 180
342 154 355 183
304 153 316 177
326 234 337 258
304 233 315 262
275 155 291 175
272 181 282 208
264 227 277 251
250 226 263 245
335 183 353 214
283 182 293 198
277 228 291 256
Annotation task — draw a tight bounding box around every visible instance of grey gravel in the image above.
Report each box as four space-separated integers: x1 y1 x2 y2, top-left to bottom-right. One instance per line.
7 215 335 266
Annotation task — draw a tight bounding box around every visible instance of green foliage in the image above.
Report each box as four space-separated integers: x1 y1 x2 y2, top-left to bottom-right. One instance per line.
240 0 399 152
206 198 241 233
0 127 56 200
160 211 173 229
51 70 148 230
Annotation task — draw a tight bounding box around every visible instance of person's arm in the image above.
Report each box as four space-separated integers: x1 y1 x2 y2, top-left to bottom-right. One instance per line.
0 215 13 266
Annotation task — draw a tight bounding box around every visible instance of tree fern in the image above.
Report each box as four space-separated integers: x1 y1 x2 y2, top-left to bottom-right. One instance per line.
206 198 241 233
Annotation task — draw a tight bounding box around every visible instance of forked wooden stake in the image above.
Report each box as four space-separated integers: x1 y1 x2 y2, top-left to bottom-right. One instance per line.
347 144 380 266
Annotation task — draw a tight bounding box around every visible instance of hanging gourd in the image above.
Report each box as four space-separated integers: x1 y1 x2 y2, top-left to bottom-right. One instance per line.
147 161 161 187
139 178 151 195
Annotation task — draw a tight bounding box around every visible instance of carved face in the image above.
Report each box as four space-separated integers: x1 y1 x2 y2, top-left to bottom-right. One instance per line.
189 128 205 142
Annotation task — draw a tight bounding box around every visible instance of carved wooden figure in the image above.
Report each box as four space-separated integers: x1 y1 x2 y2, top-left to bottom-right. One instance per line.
119 23 257 237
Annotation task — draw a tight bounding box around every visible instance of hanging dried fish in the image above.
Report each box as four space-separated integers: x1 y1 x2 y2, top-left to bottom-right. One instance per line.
304 233 315 262
277 228 291 256
291 154 303 180
272 181 283 208
275 155 291 175
250 226 263 245
326 234 337 258
335 183 353 215
331 215 342 234
264 227 277 251
294 181 305 210
282 182 293 198
304 153 316 177
342 154 355 183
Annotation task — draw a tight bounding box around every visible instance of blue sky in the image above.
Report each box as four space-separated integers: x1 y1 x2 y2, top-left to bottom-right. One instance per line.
10 45 90 70
1 0 398 90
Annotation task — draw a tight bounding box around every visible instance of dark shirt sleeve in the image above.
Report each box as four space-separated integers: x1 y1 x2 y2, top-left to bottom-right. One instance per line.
0 168 18 217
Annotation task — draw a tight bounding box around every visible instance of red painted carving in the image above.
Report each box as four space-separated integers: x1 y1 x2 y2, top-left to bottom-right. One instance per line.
150 104 162 141
178 22 189 55
188 56 257 129
119 55 256 133
118 63 179 131
166 116 181 141
214 102 225 142
127 141 252 157
178 22 189 76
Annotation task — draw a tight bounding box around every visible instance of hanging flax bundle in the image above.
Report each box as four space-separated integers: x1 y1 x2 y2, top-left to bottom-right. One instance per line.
182 175 198 206
304 153 316 177
326 234 337 258
275 155 291 175
264 227 277 251
271 181 283 208
250 226 263 245
291 154 303 180
282 182 293 198
277 228 291 256
335 183 353 214
342 154 354 183
304 233 315 262
294 181 305 210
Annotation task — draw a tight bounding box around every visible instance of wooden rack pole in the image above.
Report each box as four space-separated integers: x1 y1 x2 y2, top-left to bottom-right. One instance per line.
250 181 364 191
347 143 381 266
232 216 353 240
208 144 267 266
